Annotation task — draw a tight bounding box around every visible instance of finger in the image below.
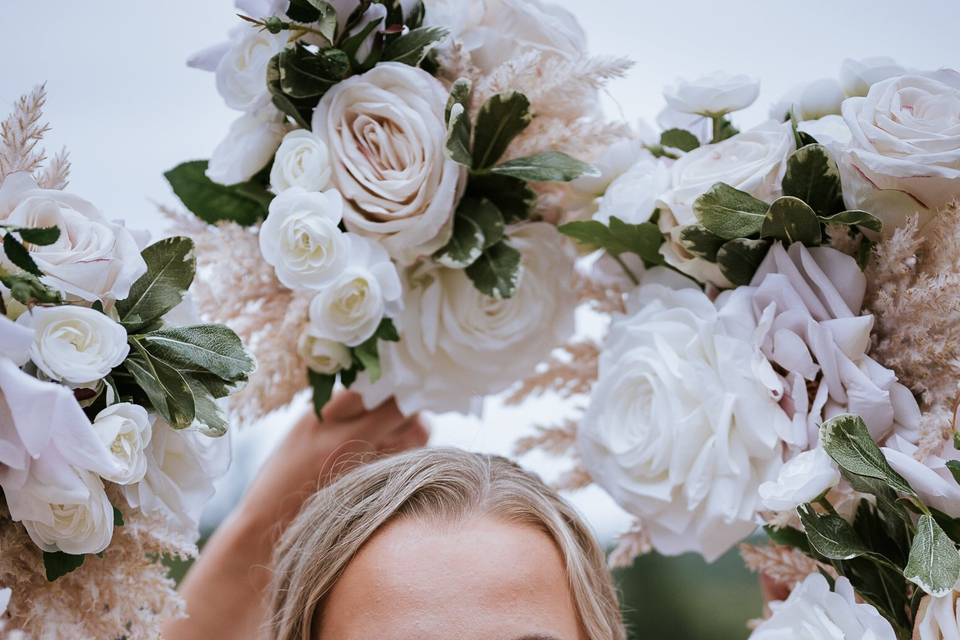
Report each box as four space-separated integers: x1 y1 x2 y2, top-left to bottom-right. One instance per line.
321 390 367 423
378 416 430 454
344 397 406 441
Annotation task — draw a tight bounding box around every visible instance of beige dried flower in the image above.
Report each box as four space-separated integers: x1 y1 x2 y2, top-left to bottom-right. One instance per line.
513 418 579 457
739 543 827 589
608 521 652 569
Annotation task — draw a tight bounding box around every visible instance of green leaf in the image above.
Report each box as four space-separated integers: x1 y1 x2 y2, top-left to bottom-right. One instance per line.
761 196 822 245
43 551 85 582
340 17 383 68
710 114 739 143
558 218 663 264
164 160 271 225
113 506 124 527
763 524 810 552
382 26 448 66
821 414 916 496
3 233 41 276
843 471 913 560
820 210 883 233
716 237 770 286
141 325 254 382
125 342 196 429
471 91 531 170
781 144 844 217
789 111 818 148
286 0 337 33
678 224 726 261
660 128 700 152
0 272 61 305
904 514 960 596
445 78 471 122
465 240 522 299
932 508 960 546
185 375 229 437
461 198 504 249
490 151 598 183
353 339 382 382
445 103 472 167
466 174 535 223
693 183 768 240
267 53 314 129
947 460 960 485
309 370 336 417
797 503 870 560
117 237 195 331
277 44 351 98
434 212 484 268
15 225 60 246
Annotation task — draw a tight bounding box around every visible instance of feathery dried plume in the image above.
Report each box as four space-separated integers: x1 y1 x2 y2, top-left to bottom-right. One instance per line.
513 418 579 457
506 339 599 405
35 148 70 190
826 224 864 257
0 86 50 179
553 462 592 492
608 521 652 569
576 271 627 315
739 543 826 589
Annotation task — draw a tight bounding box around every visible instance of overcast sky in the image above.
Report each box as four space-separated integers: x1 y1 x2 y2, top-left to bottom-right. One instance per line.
2 0 958 540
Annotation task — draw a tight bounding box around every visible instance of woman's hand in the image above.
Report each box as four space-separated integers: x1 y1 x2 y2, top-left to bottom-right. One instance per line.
162 392 428 640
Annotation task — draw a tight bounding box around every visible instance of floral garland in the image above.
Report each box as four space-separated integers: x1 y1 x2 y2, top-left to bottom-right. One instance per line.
517 60 960 638
167 0 630 419
0 87 252 638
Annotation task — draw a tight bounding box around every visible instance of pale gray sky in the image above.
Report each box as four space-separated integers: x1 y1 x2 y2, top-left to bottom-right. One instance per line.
2 0 958 540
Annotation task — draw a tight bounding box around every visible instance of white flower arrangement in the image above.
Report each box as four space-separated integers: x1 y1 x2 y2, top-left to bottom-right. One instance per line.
0 87 252 637
168 0 629 419
518 59 960 639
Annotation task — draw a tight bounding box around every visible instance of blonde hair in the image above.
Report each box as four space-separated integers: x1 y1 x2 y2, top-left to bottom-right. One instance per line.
267 447 625 640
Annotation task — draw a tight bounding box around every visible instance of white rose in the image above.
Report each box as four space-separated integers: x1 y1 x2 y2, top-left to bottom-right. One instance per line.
883 435 960 518
594 155 671 225
839 70 960 230
657 121 794 287
914 592 960 640
12 464 114 555
750 574 897 640
356 223 576 415
663 72 760 116
313 62 465 262
759 447 841 512
567 136 651 218
839 56 906 98
18 306 129 387
298 332 352 374
259 187 348 289
207 109 288 186
199 25 288 113
424 0 586 74
270 129 333 193
0 173 147 302
797 114 852 147
307 234 401 346
123 419 230 537
91 403 152 485
771 77 846 121
576 269 790 561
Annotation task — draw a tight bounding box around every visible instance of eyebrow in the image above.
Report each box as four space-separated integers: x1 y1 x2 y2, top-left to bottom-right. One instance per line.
515 636 563 640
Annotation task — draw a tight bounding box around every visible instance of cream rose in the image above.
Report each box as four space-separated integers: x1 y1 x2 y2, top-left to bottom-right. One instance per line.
576 269 789 561
270 129 333 193
91 403 152 486
306 234 401 346
356 223 576 415
18 306 129 387
0 173 146 302
914 592 960 640
663 72 760 116
750 575 897 639
298 332 352 374
207 109 288 186
839 70 960 230
259 187 348 290
759 447 840 512
312 62 465 262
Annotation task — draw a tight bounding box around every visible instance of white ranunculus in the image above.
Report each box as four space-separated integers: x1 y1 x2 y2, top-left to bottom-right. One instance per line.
839 70 960 231
424 0 586 75
771 77 846 121
759 447 840 512
567 136 651 218
663 72 760 116
123 419 230 537
270 129 333 193
12 462 114 555
357 223 576 415
313 62 465 262
656 120 794 287
207 109 288 186
306 234 401 346
915 592 960 640
259 187 348 289
0 173 147 302
91 403 152 485
594 155 671 225
576 268 789 561
298 331 352 374
18 306 128 387
194 25 288 113
750 574 897 640
798 114 853 147
883 435 960 518
839 56 906 98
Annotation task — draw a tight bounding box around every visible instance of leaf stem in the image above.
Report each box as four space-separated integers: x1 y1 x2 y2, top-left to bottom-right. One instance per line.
612 253 640 286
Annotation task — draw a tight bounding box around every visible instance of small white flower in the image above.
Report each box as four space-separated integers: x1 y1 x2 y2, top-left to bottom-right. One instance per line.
883 435 960 518
914 591 960 640
771 77 846 121
270 129 333 193
759 447 840 512
839 56 906 98
259 188 348 290
18 306 129 387
207 26 288 113
594 155 671 225
91 403 152 486
207 109 288 186
306 234 401 346
663 72 760 116
750 574 897 639
298 332 352 374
